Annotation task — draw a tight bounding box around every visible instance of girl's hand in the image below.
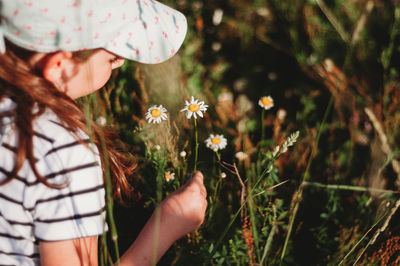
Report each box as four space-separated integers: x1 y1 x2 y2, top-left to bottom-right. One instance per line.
119 171 207 265
160 171 208 240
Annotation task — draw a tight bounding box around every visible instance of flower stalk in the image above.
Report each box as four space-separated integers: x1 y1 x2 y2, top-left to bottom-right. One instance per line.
194 118 199 172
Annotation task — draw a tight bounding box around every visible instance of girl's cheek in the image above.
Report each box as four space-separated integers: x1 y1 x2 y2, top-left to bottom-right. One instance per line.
89 61 112 89
93 69 112 89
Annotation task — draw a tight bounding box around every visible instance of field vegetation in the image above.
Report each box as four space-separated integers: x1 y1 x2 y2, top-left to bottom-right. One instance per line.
91 1 400 265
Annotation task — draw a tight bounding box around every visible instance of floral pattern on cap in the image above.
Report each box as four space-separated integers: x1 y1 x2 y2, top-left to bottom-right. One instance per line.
0 0 187 64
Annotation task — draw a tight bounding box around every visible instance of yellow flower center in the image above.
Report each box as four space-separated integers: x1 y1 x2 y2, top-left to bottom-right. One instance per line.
151 109 162 118
188 104 200 112
261 97 272 106
211 137 221 145
165 173 171 179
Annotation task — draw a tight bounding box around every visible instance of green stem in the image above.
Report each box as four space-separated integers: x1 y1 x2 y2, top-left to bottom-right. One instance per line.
382 7 400 72
152 207 161 266
303 181 400 194
261 223 277 264
100 235 107 266
85 95 120 265
194 118 198 172
213 177 222 204
252 180 290 197
303 95 334 183
383 7 400 117
280 95 334 264
208 162 274 263
180 155 188 185
280 185 303 265
208 151 222 222
261 109 265 146
338 212 387 266
101 134 120 265
260 204 278 264
152 153 165 265
248 191 261 261
215 150 221 162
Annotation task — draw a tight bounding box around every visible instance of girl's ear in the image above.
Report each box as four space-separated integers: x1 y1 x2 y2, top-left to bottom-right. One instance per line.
41 52 73 84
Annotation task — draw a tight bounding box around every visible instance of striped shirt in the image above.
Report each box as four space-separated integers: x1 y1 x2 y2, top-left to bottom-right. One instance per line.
0 98 106 265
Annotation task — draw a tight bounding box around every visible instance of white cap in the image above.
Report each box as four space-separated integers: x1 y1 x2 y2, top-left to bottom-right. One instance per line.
0 0 187 64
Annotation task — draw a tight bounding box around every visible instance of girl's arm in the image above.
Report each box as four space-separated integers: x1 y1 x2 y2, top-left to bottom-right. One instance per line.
119 171 207 265
40 236 99 265
39 171 207 266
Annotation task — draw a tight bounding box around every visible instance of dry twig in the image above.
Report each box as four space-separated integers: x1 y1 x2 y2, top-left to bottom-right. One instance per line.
316 0 350 43
351 0 374 45
370 199 400 245
364 107 400 181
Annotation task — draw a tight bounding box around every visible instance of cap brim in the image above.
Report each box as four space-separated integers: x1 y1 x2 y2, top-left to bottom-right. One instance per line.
103 0 187 64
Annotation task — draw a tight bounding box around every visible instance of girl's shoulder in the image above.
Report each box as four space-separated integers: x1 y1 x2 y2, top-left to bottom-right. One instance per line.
33 107 87 151
0 97 100 176
1 97 103 197
33 107 101 174
0 97 84 146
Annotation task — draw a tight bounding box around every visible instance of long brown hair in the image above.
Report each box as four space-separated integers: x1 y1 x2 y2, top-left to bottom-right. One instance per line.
0 40 135 203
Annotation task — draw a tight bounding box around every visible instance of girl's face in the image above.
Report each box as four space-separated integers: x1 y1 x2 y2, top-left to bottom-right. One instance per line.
34 48 125 99
63 49 125 99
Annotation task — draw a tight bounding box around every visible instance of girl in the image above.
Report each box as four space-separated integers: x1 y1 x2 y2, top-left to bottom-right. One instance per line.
0 0 207 265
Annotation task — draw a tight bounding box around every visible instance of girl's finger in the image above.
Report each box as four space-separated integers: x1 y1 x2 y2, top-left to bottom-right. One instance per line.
190 171 204 184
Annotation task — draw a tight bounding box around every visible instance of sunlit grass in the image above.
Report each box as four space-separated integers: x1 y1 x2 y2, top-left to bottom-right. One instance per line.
93 1 400 264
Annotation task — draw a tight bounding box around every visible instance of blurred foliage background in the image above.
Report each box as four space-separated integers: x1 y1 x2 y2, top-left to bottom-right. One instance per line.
98 0 400 265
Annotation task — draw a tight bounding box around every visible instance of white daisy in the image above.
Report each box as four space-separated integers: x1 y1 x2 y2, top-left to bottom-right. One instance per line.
205 134 227 151
164 171 175 182
180 96 208 119
145 105 168 124
235 151 248 161
258 96 274 110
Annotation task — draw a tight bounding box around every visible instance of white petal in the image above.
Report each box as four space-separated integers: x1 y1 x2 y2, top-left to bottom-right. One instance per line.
200 107 208 112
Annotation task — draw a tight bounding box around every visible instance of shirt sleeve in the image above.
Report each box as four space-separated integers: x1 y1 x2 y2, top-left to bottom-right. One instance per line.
24 115 107 241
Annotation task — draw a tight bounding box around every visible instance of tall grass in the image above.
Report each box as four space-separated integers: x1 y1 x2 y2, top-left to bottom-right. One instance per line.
91 0 400 265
